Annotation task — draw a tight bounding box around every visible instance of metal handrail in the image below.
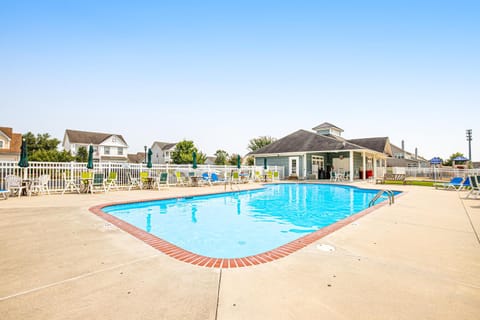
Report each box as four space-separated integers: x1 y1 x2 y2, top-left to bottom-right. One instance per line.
369 189 395 207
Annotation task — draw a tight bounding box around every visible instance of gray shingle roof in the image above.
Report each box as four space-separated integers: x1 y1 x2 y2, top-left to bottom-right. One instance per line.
249 130 365 155
152 141 177 150
348 137 390 155
312 122 344 132
65 129 127 146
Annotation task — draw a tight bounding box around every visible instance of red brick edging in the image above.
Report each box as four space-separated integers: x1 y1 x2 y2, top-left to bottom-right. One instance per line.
89 189 397 268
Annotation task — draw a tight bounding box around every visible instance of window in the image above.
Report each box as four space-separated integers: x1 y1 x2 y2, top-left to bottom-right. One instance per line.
117 147 123 155
104 146 110 155
0 141 3 148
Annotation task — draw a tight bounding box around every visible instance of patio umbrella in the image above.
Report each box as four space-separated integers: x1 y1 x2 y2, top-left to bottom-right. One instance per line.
18 139 29 168
263 158 267 170
453 156 468 161
192 151 197 169
237 155 241 169
147 148 153 168
429 157 442 165
87 145 94 169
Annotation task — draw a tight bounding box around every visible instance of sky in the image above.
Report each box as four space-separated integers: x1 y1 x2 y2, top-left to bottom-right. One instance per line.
1 0 479 160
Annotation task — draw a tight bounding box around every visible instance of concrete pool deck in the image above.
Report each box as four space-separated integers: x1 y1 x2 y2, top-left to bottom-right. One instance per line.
0 182 479 319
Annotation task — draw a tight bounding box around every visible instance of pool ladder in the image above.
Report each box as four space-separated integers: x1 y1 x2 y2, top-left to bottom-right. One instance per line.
369 190 395 207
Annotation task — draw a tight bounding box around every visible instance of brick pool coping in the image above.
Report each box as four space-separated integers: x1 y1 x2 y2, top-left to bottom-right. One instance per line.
89 187 399 268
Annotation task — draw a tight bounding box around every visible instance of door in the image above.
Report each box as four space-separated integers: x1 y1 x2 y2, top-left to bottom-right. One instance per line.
311 155 324 179
289 157 299 176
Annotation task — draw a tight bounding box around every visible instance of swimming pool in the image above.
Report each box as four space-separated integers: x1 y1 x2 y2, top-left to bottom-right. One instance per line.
98 184 393 263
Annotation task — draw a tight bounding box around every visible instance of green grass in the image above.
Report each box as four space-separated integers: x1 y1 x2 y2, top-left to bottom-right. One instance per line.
383 180 434 187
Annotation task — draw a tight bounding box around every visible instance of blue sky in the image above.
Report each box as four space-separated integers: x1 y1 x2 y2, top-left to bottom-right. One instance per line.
1 0 479 160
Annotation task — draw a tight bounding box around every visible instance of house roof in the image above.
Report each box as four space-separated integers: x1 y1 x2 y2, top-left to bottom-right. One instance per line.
152 141 177 150
0 127 22 154
312 122 344 133
249 129 367 155
65 129 127 146
348 137 392 156
127 152 146 163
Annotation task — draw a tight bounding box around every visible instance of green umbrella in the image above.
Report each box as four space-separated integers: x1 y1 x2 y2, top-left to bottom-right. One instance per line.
87 145 94 169
263 158 267 170
18 139 29 168
147 148 153 168
237 154 241 169
192 151 197 169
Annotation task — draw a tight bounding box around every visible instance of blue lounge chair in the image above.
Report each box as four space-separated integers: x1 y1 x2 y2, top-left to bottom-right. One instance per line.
434 177 464 190
465 175 480 199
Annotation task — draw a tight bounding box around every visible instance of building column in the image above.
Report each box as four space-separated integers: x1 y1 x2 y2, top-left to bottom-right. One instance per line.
373 154 377 181
303 153 307 179
362 152 366 180
349 151 354 182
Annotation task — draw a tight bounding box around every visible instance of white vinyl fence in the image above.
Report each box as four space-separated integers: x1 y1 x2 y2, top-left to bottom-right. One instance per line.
401 167 480 181
0 161 285 192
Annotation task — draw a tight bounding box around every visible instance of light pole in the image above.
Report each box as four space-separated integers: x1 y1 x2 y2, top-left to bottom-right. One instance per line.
466 129 472 161
144 145 147 163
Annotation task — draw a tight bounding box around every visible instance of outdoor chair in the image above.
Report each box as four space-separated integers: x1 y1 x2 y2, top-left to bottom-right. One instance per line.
273 171 280 181
465 175 480 199
254 171 263 182
128 172 142 190
210 172 225 184
433 177 464 190
29 174 50 196
154 172 169 190
62 172 80 195
140 171 149 186
175 171 187 186
4 175 25 197
80 171 93 193
201 172 212 186
106 172 119 191
91 173 107 193
231 171 241 184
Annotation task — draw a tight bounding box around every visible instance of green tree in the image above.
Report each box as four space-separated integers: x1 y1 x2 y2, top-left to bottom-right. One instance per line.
75 146 88 162
245 156 254 166
22 132 73 162
228 153 241 166
247 136 276 152
443 152 465 166
171 140 206 164
214 149 229 165
23 132 59 153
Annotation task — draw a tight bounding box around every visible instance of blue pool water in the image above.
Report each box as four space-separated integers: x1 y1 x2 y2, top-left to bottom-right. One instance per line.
103 184 393 258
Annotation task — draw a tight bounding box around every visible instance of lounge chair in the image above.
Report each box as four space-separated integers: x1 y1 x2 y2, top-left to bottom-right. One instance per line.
80 171 93 193
154 172 169 190
465 175 480 199
433 177 464 190
201 172 212 186
210 172 225 184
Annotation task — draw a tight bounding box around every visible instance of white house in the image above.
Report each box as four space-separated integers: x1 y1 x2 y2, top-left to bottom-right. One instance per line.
151 141 177 164
63 129 129 162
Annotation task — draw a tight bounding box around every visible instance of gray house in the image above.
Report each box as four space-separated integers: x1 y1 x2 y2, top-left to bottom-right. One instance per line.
249 122 392 181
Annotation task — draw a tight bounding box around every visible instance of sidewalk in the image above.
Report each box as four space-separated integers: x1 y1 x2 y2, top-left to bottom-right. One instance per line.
1 184 479 319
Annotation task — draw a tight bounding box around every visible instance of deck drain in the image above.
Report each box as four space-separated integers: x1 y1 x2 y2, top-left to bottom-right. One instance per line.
317 244 335 252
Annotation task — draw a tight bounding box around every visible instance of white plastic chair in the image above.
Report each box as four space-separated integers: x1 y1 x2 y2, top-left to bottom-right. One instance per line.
30 174 50 196
5 175 25 197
